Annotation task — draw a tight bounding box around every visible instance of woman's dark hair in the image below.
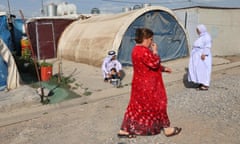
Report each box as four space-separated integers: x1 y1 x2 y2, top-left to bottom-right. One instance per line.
135 28 154 44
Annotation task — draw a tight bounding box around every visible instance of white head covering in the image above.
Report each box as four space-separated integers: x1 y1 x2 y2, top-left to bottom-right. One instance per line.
108 50 116 55
197 24 207 35
108 50 116 59
194 24 212 49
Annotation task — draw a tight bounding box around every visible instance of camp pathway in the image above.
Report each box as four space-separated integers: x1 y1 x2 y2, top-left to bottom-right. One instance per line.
0 59 239 144
0 56 239 116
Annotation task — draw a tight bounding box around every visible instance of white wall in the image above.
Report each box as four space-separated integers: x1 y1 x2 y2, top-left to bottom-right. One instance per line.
174 7 240 56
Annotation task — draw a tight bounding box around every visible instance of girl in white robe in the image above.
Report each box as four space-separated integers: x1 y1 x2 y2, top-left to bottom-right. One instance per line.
188 24 212 90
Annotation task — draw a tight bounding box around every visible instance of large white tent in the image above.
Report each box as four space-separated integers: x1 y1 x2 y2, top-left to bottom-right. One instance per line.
58 6 189 67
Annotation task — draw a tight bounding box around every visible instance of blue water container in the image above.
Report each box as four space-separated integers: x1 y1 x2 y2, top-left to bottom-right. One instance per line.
0 56 7 91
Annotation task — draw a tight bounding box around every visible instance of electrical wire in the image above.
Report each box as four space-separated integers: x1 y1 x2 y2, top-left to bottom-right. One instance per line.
101 0 190 5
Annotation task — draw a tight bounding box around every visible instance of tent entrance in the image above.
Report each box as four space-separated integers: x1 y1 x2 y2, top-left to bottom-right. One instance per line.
118 10 188 66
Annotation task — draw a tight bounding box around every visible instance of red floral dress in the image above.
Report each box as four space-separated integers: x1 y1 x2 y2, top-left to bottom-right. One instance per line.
120 45 170 135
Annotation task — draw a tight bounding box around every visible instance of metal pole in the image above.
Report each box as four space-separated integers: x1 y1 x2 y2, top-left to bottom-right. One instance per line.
19 10 44 103
7 0 11 14
41 0 44 16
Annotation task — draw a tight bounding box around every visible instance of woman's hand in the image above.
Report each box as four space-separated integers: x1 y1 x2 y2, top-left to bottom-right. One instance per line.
164 67 172 73
162 66 172 73
201 54 206 60
151 43 158 55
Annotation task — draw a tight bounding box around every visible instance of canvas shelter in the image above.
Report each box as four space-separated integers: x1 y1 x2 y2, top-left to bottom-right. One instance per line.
0 13 21 90
58 6 189 67
0 12 14 52
13 18 25 56
0 38 21 90
0 12 26 57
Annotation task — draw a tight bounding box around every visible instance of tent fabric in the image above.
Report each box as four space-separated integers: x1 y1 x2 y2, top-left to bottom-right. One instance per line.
0 14 14 52
58 6 189 67
13 19 25 56
0 39 20 90
0 55 7 90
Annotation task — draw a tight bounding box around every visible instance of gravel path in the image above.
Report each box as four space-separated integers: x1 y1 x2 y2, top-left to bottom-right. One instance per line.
171 75 240 123
0 66 239 144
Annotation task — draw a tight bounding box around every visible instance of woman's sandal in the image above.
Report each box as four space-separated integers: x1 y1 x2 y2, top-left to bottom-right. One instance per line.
164 127 182 137
117 133 136 138
196 85 208 91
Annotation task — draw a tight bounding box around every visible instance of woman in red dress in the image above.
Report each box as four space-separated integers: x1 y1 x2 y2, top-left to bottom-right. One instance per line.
118 28 181 138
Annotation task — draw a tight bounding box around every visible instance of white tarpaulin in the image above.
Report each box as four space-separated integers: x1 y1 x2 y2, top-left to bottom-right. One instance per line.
0 39 20 90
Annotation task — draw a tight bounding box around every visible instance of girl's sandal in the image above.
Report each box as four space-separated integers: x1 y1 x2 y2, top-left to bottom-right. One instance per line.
164 127 182 137
197 86 208 91
117 133 136 138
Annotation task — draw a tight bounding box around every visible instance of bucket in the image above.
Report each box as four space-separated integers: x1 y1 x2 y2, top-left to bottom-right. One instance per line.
110 78 121 87
40 66 52 81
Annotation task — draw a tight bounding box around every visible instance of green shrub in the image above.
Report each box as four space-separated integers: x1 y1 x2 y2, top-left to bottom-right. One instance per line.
40 61 53 67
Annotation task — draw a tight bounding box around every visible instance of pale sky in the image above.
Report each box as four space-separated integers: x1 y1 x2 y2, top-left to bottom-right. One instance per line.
1 0 240 18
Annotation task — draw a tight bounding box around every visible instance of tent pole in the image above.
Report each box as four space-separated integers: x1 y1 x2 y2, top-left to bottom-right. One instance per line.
19 10 44 103
7 0 11 14
184 11 188 29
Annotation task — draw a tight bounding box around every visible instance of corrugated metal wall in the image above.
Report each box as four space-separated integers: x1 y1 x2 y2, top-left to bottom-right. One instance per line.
27 18 75 60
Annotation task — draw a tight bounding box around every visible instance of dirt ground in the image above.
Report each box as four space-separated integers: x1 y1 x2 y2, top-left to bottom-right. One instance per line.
0 55 240 144
222 55 240 62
